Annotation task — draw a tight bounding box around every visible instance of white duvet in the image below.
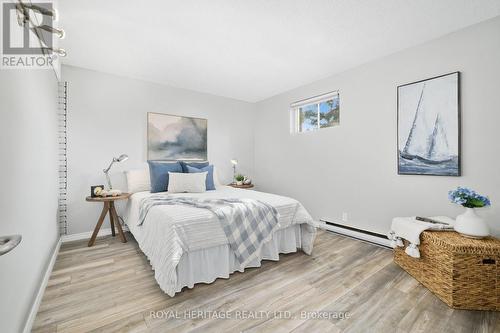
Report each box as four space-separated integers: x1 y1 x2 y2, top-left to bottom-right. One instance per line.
124 186 316 296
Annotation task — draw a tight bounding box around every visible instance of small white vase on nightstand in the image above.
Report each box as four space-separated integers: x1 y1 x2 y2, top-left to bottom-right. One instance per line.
454 207 490 239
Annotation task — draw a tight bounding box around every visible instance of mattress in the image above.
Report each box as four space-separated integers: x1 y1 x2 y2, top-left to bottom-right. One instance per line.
123 186 316 295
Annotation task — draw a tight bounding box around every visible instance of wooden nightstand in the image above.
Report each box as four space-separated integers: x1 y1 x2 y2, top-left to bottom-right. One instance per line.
228 183 254 189
85 193 131 247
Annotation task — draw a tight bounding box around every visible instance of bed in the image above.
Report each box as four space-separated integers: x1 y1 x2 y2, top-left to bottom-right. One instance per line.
123 185 316 296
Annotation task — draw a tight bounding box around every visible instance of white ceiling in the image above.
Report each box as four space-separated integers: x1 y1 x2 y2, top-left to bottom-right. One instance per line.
59 0 500 102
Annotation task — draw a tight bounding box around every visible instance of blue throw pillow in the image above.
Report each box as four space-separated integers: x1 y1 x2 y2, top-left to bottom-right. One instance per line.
186 165 215 190
180 161 209 173
147 161 183 193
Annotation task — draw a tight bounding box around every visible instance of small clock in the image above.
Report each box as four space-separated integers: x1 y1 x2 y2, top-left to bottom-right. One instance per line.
90 185 105 198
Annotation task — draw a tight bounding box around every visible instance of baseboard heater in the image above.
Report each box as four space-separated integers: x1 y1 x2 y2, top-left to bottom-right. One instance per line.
319 219 391 248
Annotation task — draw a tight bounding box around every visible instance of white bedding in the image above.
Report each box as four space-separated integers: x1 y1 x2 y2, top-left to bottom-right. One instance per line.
124 186 316 296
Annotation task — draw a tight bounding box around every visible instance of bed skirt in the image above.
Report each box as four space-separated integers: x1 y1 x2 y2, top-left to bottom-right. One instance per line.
167 223 314 295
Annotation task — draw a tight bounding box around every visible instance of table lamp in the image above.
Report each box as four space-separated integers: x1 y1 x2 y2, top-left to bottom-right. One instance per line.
230 159 238 184
103 154 128 190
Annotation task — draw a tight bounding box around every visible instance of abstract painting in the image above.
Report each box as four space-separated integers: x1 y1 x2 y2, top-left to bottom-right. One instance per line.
147 112 207 161
397 72 460 176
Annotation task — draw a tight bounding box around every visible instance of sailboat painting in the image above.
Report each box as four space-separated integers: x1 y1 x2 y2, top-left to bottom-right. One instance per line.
397 72 460 176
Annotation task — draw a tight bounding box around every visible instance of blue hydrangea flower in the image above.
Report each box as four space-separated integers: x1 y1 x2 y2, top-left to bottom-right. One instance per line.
448 187 491 208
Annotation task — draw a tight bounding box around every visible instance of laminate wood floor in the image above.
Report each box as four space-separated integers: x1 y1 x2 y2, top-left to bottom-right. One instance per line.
33 230 500 333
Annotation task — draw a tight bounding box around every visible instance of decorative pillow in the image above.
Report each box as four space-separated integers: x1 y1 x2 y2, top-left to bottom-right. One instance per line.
125 168 150 193
167 172 207 193
186 165 215 190
180 161 209 173
212 166 222 188
147 161 183 193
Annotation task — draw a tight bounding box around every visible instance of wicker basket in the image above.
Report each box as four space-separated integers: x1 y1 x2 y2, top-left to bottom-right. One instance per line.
394 231 500 311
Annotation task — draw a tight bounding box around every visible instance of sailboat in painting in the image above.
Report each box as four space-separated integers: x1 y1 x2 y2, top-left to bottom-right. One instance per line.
400 85 452 164
398 72 460 176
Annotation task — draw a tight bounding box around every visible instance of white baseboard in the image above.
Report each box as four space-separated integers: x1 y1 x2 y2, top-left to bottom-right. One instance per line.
317 220 391 248
61 225 129 243
23 237 62 333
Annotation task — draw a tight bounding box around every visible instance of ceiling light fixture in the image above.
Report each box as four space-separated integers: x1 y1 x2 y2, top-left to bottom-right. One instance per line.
17 1 57 20
41 47 67 57
15 1 67 57
34 25 65 39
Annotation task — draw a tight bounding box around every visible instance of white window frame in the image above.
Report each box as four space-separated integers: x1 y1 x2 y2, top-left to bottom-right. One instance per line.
290 90 339 134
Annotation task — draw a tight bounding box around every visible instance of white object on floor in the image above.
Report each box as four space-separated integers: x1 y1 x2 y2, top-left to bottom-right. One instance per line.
389 216 455 258
318 221 392 248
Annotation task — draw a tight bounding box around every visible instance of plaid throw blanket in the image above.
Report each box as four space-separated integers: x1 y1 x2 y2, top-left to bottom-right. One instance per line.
138 194 280 266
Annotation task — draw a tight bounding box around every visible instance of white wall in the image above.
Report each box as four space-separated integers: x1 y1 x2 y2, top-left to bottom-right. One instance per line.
0 70 59 332
254 17 500 235
63 65 256 234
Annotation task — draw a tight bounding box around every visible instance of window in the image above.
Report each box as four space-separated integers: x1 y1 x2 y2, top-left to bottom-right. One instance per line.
291 91 340 133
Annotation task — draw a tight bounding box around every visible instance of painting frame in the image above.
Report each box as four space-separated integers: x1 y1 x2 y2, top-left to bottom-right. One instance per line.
397 71 461 176
147 112 208 161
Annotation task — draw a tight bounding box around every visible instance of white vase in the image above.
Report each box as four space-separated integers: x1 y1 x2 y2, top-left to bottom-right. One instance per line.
454 207 490 239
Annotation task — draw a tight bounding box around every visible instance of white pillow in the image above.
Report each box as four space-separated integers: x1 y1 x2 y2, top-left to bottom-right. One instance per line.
167 172 207 193
212 166 222 188
125 168 150 193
